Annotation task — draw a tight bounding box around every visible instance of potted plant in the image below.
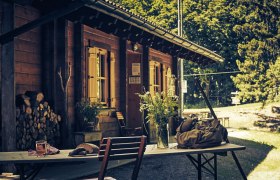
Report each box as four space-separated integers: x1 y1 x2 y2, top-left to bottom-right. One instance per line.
138 90 178 148
76 98 102 132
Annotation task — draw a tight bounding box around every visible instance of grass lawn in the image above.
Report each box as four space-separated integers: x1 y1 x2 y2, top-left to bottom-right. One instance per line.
227 130 280 180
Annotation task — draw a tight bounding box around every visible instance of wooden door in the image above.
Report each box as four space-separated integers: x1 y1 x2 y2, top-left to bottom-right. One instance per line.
126 52 142 129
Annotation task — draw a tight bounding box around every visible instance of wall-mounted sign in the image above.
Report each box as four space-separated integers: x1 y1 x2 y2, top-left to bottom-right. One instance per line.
129 76 141 84
182 80 188 93
132 63 140 76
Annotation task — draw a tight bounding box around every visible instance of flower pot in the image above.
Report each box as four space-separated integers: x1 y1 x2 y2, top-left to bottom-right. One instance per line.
156 123 169 148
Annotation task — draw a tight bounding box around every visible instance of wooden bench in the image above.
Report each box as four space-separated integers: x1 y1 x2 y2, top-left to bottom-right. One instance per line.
218 117 230 127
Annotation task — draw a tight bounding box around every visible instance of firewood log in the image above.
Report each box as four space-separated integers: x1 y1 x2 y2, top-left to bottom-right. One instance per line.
16 92 62 150
25 91 44 107
26 107 32 115
43 101 48 108
16 94 31 107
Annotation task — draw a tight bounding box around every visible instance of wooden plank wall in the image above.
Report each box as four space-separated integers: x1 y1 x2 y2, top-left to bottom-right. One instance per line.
14 5 41 94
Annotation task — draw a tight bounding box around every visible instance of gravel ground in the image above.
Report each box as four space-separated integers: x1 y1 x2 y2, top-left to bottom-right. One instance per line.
84 150 212 180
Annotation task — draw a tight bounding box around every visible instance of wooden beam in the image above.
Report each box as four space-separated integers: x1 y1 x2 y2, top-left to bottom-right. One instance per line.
107 50 111 107
74 23 84 131
42 22 56 107
55 19 71 148
0 1 84 44
1 2 16 152
119 39 126 114
142 46 150 142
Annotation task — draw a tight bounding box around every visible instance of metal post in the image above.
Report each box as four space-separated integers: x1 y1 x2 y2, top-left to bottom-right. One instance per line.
177 0 183 37
177 0 184 117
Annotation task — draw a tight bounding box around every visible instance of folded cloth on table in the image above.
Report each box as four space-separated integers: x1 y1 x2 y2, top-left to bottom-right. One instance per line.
47 144 60 155
69 143 99 156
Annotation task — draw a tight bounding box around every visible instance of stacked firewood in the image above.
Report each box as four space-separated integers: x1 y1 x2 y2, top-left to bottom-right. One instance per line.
16 91 61 150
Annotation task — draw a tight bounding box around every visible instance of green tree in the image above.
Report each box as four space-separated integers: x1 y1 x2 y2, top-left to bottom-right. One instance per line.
231 0 280 103
182 0 241 106
113 0 177 31
265 56 280 102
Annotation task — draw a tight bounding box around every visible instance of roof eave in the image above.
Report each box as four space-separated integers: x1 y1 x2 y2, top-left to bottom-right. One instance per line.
84 0 224 63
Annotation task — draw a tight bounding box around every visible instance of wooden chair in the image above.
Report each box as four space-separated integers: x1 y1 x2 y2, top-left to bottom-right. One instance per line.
98 136 147 180
116 111 142 136
116 111 127 136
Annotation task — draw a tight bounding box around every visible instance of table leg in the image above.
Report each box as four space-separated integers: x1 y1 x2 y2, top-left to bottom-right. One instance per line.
19 165 25 180
197 154 202 180
231 151 247 180
214 154 217 180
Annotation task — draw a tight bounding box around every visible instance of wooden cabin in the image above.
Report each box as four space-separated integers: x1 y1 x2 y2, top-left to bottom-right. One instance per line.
0 0 223 151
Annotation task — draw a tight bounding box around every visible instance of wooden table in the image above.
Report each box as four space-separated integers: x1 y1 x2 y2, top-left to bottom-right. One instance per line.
0 143 246 180
145 143 247 180
0 150 98 180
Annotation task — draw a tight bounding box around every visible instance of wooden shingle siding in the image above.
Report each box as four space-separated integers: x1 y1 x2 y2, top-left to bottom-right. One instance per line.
14 4 41 95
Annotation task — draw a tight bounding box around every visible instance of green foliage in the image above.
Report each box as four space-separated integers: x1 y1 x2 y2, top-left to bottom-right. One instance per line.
231 0 280 103
112 0 178 31
76 99 102 126
265 56 280 102
138 91 178 125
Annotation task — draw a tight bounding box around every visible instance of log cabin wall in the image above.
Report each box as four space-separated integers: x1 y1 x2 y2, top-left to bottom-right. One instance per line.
14 5 41 94
14 4 42 150
0 3 42 151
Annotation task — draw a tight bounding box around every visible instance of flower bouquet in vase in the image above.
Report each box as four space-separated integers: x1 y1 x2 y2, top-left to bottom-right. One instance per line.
138 89 178 148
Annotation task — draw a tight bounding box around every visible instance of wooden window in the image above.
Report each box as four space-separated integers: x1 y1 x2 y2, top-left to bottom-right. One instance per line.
166 68 175 96
87 47 109 106
149 61 161 95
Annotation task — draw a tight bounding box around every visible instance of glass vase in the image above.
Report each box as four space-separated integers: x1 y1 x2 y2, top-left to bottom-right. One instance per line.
156 123 169 148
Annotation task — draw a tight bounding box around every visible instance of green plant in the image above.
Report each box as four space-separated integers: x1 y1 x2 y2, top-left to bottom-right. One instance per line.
76 99 102 129
138 91 178 125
